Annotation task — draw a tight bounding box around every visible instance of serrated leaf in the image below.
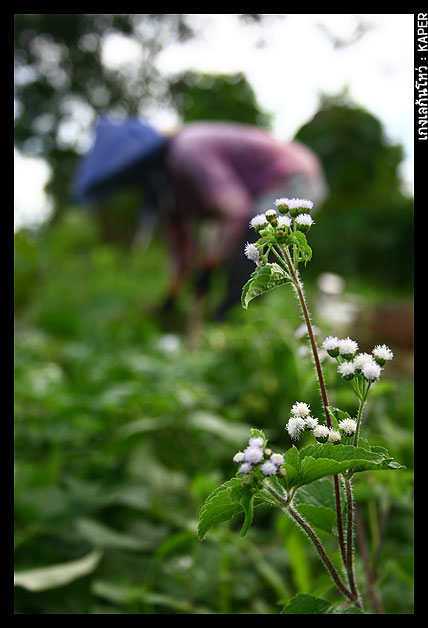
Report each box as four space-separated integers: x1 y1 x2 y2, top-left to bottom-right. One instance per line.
198 478 242 540
329 606 364 614
282 445 301 490
357 437 372 450
197 478 262 540
241 263 290 309
300 443 387 467
285 445 301 471
298 456 344 487
281 593 330 614
281 593 363 614
289 443 403 488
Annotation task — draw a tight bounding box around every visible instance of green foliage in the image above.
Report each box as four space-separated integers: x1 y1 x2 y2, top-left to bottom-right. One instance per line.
197 439 404 543
169 71 272 128
14 212 413 614
295 93 413 291
297 442 404 485
241 263 291 309
14 551 103 592
197 477 261 541
284 232 312 265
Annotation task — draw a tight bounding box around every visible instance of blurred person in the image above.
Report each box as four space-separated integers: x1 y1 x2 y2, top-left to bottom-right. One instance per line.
73 117 327 323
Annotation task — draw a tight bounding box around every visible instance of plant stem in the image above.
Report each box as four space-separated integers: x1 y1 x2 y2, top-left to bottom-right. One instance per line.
264 483 355 603
287 504 356 603
353 394 368 447
344 476 363 610
279 244 347 568
270 245 292 278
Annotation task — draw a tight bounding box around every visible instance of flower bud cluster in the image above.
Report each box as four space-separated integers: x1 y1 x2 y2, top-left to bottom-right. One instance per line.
285 401 318 441
233 434 286 478
321 336 393 384
245 198 315 264
273 197 315 231
274 197 314 218
285 400 358 444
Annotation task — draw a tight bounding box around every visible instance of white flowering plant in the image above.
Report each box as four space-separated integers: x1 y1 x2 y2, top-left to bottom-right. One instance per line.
197 198 405 614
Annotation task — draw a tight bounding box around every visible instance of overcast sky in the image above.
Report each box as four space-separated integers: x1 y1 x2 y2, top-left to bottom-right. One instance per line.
14 13 415 231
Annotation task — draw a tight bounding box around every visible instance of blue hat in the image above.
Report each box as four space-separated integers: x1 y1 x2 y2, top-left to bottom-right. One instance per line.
72 116 168 204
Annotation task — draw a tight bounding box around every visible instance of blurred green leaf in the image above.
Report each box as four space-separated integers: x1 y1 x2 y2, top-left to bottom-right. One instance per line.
188 411 251 445
14 550 103 591
75 518 151 551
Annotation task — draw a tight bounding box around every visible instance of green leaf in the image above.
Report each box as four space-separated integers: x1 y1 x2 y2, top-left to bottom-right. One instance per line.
241 263 290 309
295 503 337 534
327 406 353 422
285 231 312 264
249 427 267 445
198 478 242 540
285 445 301 471
197 477 262 540
282 445 301 490
188 411 251 446
281 593 364 614
294 477 336 510
14 550 103 591
300 443 388 466
298 456 344 487
327 406 352 431
239 491 255 537
357 437 372 450
286 443 404 489
76 518 149 551
281 593 330 614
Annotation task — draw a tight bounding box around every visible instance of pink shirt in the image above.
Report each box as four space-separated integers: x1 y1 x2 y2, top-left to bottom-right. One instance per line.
162 122 321 280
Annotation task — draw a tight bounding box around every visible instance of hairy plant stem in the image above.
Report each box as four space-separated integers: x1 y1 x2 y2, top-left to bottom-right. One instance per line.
288 504 355 603
264 483 355 603
278 244 347 569
344 476 363 610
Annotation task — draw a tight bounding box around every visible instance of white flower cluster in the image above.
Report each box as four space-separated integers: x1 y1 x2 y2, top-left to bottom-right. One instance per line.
285 400 357 444
322 336 359 360
245 197 316 264
233 434 286 477
274 198 314 213
249 198 314 236
244 242 260 263
321 336 393 383
249 214 268 230
286 401 318 440
273 197 315 229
